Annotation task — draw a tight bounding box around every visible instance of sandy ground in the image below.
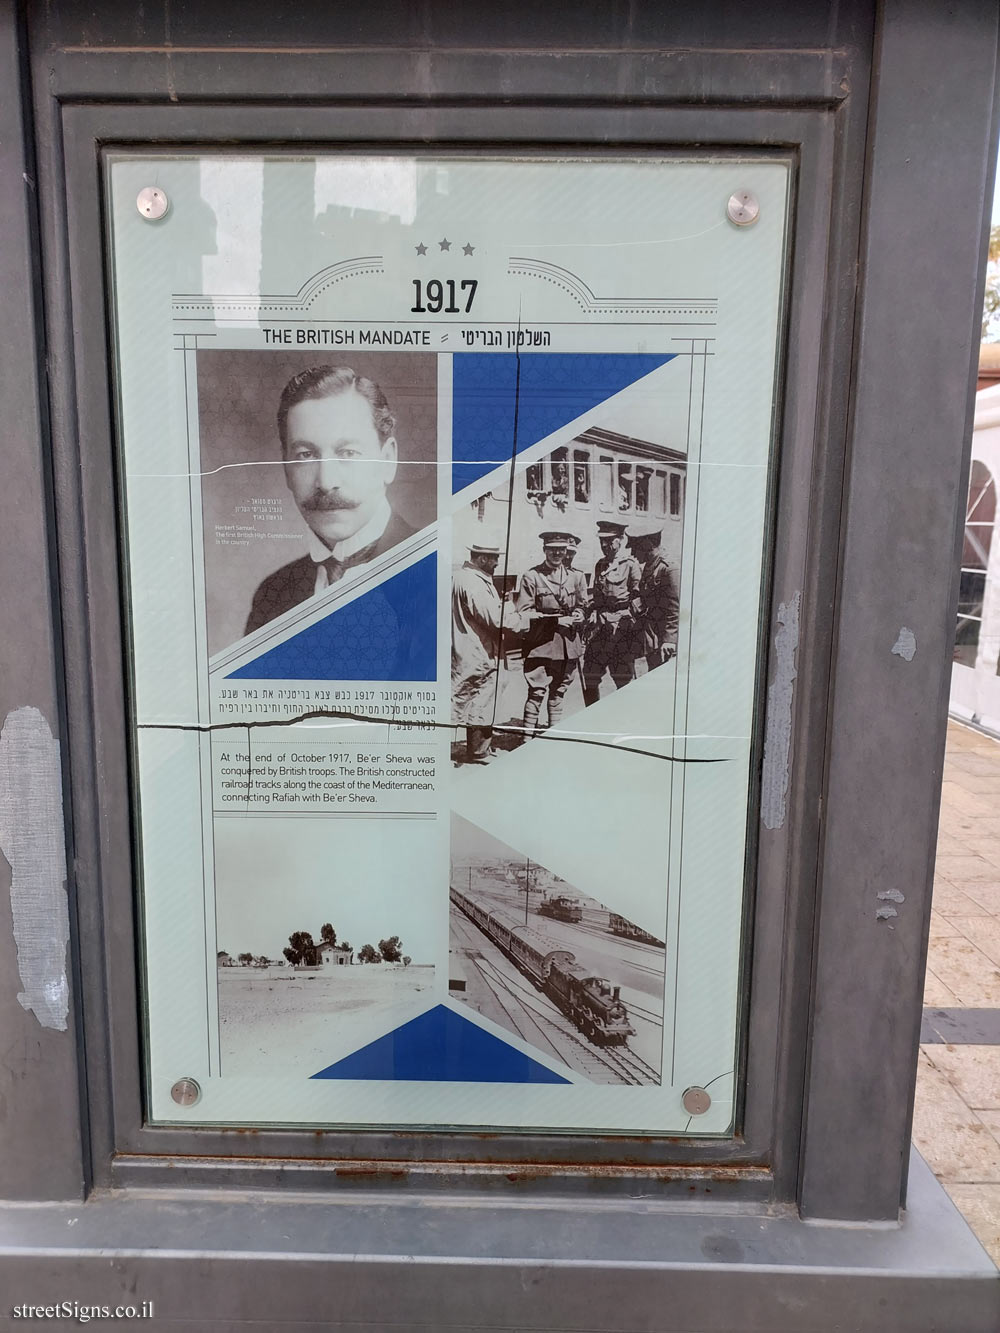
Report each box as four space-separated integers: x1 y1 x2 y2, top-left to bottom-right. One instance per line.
451 653 649 763
218 965 434 1077
451 657 589 763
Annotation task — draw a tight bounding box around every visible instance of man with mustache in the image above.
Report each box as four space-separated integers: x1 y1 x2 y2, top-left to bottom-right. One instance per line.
515 531 588 738
244 365 415 635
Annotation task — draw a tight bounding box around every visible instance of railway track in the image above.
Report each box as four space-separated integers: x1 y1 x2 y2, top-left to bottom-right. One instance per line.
566 918 666 961
451 893 663 1081
473 954 658 1086
623 997 664 1027
455 934 570 1065
597 1041 660 1084
471 894 664 963
452 913 574 1064
473 958 619 1081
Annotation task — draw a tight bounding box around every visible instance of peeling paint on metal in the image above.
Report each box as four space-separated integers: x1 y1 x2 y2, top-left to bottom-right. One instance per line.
0 707 69 1031
761 592 800 831
891 627 916 661
875 905 899 921
878 888 905 904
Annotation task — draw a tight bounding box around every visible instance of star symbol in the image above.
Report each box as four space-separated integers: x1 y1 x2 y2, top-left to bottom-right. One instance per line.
438 237 451 251
462 242 475 256
415 242 427 256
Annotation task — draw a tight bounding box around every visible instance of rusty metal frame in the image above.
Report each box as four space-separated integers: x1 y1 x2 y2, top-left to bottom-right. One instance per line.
42 100 843 1198
1 0 992 1243
3 1 1000 1327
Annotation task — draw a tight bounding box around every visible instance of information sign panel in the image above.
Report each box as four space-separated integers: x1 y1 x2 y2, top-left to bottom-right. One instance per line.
105 153 790 1135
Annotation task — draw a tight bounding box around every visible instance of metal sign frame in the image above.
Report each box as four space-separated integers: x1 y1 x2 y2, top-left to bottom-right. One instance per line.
2 1 998 1327
52 102 832 1192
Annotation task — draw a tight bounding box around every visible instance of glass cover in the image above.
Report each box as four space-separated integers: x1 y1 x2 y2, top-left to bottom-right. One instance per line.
105 152 790 1136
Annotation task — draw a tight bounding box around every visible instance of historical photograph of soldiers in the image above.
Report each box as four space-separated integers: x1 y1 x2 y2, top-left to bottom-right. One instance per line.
451 420 685 766
448 815 665 1085
197 349 438 657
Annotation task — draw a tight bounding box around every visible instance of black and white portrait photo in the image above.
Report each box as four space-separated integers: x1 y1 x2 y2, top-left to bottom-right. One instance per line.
197 349 438 656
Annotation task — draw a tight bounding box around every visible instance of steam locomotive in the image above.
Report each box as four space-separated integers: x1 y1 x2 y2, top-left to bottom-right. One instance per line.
538 894 583 924
452 888 634 1046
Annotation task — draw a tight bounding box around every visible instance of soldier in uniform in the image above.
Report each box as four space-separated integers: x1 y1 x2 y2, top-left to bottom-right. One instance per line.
515 531 588 737
582 519 642 705
628 519 680 670
451 541 512 765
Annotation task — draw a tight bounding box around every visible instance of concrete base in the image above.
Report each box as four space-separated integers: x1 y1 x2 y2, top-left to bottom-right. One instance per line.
0 1150 996 1331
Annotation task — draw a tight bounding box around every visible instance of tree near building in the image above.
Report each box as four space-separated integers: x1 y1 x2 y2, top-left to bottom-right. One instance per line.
238 951 253 966
320 922 337 946
357 943 382 964
378 935 403 963
284 931 319 966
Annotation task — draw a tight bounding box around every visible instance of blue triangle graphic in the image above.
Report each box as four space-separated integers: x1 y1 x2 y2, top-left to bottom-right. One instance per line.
452 352 677 494
227 554 436 681
311 1004 570 1083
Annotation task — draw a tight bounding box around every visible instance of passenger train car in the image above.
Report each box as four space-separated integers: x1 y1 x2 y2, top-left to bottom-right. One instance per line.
608 912 665 947
454 424 687 592
451 887 634 1046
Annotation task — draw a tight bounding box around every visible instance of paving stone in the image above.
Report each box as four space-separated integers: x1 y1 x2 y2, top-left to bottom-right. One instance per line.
946 754 1000 775
912 1052 1000 1181
928 911 964 938
935 835 974 856
958 836 1000 864
934 854 1000 881
923 968 960 1007
941 1183 1000 1265
910 723 1000 1247
946 917 1000 967
930 882 995 918
937 810 982 842
920 1009 1000 1044
924 937 1000 1006
954 880 1000 916
965 817 1000 839
945 773 1000 796
949 723 1000 752
921 1044 1000 1110
939 783 999 818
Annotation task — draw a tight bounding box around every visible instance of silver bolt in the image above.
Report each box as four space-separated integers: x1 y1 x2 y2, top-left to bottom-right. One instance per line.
170 1077 201 1107
726 190 760 227
136 187 169 221
682 1085 712 1116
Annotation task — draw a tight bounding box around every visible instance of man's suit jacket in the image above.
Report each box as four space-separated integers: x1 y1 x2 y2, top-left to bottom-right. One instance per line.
244 510 416 636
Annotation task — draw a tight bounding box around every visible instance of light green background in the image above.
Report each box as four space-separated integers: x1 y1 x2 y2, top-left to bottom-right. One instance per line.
107 154 789 1134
